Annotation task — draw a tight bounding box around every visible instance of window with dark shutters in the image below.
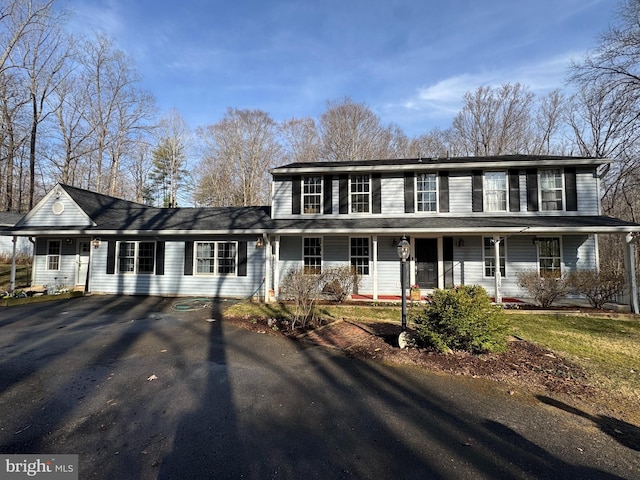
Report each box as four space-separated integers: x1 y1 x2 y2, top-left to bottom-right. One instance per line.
339 175 348 214
155 241 165 275
526 169 539 211
472 170 483 212
439 171 449 213
508 170 520 212
291 175 301 214
106 241 116 274
323 175 333 214
372 174 381 214
565 167 578 211
404 172 414 213
184 241 194 275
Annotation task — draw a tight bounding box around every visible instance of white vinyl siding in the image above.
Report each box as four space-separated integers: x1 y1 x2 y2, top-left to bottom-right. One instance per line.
448 173 472 214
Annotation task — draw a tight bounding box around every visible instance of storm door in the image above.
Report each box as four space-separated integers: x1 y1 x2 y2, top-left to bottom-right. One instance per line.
76 240 91 286
415 238 438 289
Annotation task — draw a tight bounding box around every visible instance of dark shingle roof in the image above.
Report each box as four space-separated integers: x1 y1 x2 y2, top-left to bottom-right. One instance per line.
272 155 609 174
62 184 273 232
0 212 24 227
270 215 640 233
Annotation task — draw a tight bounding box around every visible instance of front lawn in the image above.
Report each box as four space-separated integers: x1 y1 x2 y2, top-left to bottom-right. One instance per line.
224 302 640 409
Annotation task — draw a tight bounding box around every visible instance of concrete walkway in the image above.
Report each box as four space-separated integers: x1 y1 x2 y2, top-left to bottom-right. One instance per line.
0 296 638 479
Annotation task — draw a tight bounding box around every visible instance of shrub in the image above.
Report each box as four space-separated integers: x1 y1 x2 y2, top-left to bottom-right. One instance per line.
279 267 323 330
322 265 359 302
569 269 625 309
516 270 571 308
410 285 508 354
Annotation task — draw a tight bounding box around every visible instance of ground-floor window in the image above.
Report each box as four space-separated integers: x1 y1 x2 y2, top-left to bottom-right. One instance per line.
117 241 155 274
537 237 561 274
483 237 506 277
350 237 370 275
195 241 237 275
46 240 61 271
303 237 322 274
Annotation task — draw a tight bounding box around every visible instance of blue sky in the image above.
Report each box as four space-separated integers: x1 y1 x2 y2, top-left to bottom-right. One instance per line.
63 0 616 137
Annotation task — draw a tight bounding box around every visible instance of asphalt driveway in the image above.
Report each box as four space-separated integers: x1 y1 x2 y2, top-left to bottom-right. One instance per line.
0 296 638 479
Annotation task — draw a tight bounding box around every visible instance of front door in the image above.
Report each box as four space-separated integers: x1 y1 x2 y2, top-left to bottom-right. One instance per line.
415 238 438 289
76 240 91 286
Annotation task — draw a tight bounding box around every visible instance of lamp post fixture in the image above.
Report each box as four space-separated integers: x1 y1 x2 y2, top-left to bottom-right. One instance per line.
396 237 410 342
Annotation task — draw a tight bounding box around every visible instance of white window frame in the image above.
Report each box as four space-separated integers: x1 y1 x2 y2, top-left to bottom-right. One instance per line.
303 237 322 274
416 173 438 212
194 241 238 276
482 237 506 277
539 169 564 211
484 171 508 212
350 237 370 276
46 239 61 271
302 176 322 214
117 241 156 275
536 237 562 275
350 175 371 214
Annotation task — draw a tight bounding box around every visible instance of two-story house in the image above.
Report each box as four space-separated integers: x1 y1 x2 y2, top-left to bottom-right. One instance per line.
2 155 639 311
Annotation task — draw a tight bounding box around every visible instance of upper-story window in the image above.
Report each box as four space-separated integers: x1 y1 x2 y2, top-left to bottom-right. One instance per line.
540 169 563 211
350 175 370 213
416 173 437 212
484 171 507 212
303 176 322 214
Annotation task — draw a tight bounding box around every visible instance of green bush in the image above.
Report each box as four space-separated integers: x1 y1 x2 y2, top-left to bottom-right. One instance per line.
410 285 508 354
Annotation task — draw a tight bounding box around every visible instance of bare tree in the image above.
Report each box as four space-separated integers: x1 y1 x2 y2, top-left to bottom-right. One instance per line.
318 97 404 161
280 117 321 164
451 83 534 156
196 108 280 206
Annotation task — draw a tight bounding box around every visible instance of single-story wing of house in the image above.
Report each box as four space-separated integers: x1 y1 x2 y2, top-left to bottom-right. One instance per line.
1 155 640 312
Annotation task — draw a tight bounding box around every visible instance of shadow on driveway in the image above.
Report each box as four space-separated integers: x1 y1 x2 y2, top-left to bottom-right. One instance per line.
0 296 638 479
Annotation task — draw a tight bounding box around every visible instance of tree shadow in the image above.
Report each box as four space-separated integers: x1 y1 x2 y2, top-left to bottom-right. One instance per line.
537 395 640 451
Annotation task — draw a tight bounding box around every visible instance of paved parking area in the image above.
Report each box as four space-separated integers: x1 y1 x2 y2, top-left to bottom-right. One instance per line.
0 295 638 479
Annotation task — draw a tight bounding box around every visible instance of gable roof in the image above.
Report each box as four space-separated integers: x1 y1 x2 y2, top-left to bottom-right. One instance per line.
271 155 610 175
8 184 273 235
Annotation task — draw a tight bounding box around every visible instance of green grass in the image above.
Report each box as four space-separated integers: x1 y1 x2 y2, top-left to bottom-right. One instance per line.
0 264 32 291
507 313 640 401
225 302 640 403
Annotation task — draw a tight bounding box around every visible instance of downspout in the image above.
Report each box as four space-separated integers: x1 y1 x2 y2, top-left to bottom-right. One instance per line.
626 233 639 314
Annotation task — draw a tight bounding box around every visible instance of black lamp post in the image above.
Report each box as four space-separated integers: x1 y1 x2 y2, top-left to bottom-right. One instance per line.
396 236 410 332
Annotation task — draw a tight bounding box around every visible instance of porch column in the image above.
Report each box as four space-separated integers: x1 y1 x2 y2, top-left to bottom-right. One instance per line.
626 233 639 314
264 235 272 303
372 235 378 300
437 237 443 289
273 236 280 300
9 236 17 293
493 235 502 304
